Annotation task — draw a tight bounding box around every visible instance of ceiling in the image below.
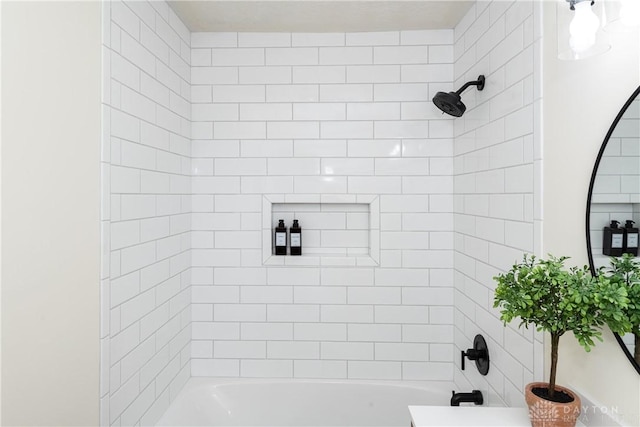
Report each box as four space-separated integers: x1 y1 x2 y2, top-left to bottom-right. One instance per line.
168 1 474 33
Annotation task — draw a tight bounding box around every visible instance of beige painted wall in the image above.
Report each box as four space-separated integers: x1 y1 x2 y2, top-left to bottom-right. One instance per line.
1 2 101 425
543 2 640 425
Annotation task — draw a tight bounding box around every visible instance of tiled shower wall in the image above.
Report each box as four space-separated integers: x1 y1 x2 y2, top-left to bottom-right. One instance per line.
451 0 544 406
189 30 458 380
101 1 192 425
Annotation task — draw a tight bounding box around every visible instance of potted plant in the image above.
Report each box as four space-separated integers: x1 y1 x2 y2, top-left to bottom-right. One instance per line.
606 253 640 364
493 254 630 427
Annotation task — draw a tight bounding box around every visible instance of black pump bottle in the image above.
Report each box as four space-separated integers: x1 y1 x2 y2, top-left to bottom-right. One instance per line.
603 220 624 256
624 220 639 256
275 219 287 255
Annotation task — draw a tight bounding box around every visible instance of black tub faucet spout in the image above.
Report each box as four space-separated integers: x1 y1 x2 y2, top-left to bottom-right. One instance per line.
450 390 483 406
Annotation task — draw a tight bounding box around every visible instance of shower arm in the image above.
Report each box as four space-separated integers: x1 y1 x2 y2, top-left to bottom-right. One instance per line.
454 75 485 95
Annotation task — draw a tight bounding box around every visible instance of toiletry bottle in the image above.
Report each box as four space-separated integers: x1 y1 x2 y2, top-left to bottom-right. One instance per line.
624 220 639 256
275 219 287 255
603 220 624 256
290 219 302 256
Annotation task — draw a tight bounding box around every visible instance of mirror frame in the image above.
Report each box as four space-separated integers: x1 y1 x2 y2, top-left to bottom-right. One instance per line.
586 85 640 375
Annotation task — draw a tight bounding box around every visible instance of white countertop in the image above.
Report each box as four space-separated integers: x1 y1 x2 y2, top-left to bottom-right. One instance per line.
409 406 586 427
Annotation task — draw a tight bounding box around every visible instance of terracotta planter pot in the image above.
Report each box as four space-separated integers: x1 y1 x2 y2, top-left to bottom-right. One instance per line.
525 382 581 427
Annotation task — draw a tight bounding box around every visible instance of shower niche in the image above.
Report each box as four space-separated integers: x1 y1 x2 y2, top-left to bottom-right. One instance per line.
262 194 380 267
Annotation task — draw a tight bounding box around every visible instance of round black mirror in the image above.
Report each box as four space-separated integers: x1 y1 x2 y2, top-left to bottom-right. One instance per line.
586 85 640 374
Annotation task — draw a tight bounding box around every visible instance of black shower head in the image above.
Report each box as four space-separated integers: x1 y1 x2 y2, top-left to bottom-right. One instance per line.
433 75 485 117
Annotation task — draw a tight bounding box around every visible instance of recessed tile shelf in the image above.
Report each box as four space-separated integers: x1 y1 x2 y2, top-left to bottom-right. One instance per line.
262 195 380 267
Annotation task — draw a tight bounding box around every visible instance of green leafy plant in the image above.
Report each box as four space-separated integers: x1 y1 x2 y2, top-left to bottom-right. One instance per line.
605 253 640 363
493 254 630 400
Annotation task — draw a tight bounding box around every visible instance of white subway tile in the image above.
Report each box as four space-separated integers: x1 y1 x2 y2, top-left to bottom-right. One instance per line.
375 306 429 324
348 177 401 194
214 158 267 175
212 48 264 66
241 360 292 377
241 139 293 157
348 287 400 305
294 287 346 304
120 32 155 76
429 45 454 63
268 341 319 359
320 47 373 65
239 66 292 84
381 231 429 250
402 324 453 343
320 84 373 102
402 176 453 194
191 249 241 266
215 231 261 249
214 341 265 359
267 304 320 322
292 33 345 46
111 53 140 90
268 158 320 175
267 85 319 102
321 122 373 139
322 268 374 286
191 359 239 377
192 140 239 158
111 109 140 143
295 140 346 158
241 176 294 194
267 48 318 65
267 267 320 286
346 65 400 83
348 324 401 342
321 158 374 176
214 122 266 140
374 46 428 64
294 176 347 194
212 85 265 102
240 104 293 122
374 83 429 101
403 362 452 380
241 286 292 303
322 342 372 360
293 66 345 84
191 67 238 85
375 343 428 361
348 361 400 379
238 33 290 47
401 64 452 83
192 32 238 48
214 304 266 322
400 29 453 45
268 122 320 139
294 360 347 378
321 305 373 323
191 49 212 66
241 323 293 340
140 24 169 64
293 103 345 121
346 31 399 46
191 341 213 358
403 139 453 157
191 85 212 103
111 221 140 250
346 103 400 120
192 103 238 121
347 139 401 157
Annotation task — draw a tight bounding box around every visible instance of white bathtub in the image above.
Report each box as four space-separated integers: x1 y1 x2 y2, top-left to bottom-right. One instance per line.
156 378 454 427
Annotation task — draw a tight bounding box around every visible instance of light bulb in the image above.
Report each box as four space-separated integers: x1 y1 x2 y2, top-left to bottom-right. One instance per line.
569 1 600 54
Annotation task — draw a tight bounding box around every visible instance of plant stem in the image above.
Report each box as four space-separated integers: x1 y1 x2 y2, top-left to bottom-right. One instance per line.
635 333 640 365
549 333 560 399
